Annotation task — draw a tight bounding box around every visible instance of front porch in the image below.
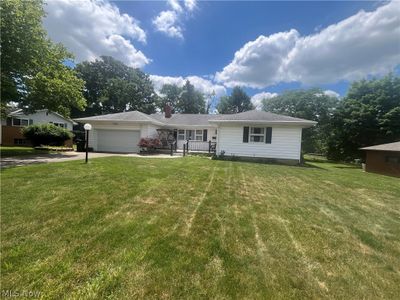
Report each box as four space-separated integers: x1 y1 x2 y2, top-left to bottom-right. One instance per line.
156 128 217 154
181 140 216 153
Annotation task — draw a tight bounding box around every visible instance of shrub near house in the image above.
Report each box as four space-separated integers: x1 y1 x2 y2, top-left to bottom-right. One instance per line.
138 137 161 153
22 124 73 147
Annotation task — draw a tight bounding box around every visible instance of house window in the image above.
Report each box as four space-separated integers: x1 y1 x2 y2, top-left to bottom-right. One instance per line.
12 118 29 127
385 156 400 164
50 122 66 128
186 130 195 140
195 130 203 141
14 138 27 145
177 129 185 140
177 129 206 141
250 127 265 143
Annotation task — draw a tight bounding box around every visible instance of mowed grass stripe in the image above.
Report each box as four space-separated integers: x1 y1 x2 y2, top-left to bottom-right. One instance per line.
237 161 400 299
1 157 399 299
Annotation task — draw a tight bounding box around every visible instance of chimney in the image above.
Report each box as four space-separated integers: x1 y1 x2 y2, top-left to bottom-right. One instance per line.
164 103 172 118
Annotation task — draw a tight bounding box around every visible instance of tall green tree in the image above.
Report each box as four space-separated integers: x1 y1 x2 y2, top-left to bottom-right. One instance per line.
326 74 400 161
262 88 339 153
177 80 206 114
73 56 158 117
158 84 183 113
0 0 86 117
217 86 253 114
158 80 206 114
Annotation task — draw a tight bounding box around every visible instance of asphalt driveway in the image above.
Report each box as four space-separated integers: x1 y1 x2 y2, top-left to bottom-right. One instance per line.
0 152 119 168
0 151 182 168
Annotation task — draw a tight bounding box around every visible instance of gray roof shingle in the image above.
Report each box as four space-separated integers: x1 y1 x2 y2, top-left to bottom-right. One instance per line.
150 113 220 126
208 110 316 125
74 111 164 125
360 141 400 152
75 110 316 127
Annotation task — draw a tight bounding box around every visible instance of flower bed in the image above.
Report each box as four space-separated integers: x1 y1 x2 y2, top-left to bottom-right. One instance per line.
138 138 162 153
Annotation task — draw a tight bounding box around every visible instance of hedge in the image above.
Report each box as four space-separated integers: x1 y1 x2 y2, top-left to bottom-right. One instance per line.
22 124 73 147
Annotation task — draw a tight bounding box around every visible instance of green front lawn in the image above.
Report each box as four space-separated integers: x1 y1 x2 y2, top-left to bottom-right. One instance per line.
0 146 49 158
1 157 399 299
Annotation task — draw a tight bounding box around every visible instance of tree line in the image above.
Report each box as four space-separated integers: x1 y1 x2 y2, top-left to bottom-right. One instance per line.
214 80 399 162
261 74 400 161
1 0 399 162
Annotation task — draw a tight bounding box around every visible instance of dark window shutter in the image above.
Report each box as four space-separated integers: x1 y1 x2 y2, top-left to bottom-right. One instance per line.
265 127 272 144
243 126 249 143
29 119 33 125
6 117 12 126
203 129 207 141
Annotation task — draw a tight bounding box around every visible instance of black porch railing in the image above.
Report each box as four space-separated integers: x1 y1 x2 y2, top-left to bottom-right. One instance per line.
183 140 216 156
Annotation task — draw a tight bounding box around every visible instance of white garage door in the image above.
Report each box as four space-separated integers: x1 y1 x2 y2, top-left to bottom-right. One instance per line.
97 129 140 153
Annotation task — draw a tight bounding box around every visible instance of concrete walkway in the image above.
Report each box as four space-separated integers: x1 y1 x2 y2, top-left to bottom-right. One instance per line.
1 151 181 169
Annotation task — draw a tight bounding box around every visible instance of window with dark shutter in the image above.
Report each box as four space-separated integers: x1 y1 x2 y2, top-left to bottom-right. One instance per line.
265 127 272 144
29 119 33 125
203 129 207 141
243 126 249 143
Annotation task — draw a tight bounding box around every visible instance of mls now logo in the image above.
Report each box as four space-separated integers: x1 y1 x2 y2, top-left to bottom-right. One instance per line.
1 290 41 298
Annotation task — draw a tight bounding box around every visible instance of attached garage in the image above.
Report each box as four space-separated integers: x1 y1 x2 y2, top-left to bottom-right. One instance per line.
75 111 164 153
96 129 140 153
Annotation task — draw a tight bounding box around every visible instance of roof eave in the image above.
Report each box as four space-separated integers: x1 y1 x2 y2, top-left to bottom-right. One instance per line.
209 120 317 126
9 109 76 124
74 118 165 126
161 123 217 128
360 148 400 152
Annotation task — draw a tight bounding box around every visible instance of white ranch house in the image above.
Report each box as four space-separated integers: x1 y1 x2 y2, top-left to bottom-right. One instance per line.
75 110 316 164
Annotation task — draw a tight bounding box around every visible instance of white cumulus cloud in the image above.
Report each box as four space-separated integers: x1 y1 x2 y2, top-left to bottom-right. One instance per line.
168 0 183 13
215 30 299 88
152 10 183 39
184 0 197 11
153 0 197 39
251 92 278 110
43 0 150 68
323 90 340 98
150 75 226 98
216 1 400 88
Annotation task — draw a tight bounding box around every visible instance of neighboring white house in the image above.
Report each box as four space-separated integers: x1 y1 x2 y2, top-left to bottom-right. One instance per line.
75 109 316 163
1 109 75 146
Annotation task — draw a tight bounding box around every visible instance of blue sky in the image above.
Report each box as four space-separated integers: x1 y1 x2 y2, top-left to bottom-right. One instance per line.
43 0 400 107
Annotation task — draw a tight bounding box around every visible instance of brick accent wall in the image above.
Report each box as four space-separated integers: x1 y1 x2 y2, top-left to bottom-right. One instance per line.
1 126 30 146
1 125 73 147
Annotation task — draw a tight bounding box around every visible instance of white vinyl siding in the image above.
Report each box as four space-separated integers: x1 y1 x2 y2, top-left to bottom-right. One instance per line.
142 124 158 139
217 125 302 161
9 111 74 130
